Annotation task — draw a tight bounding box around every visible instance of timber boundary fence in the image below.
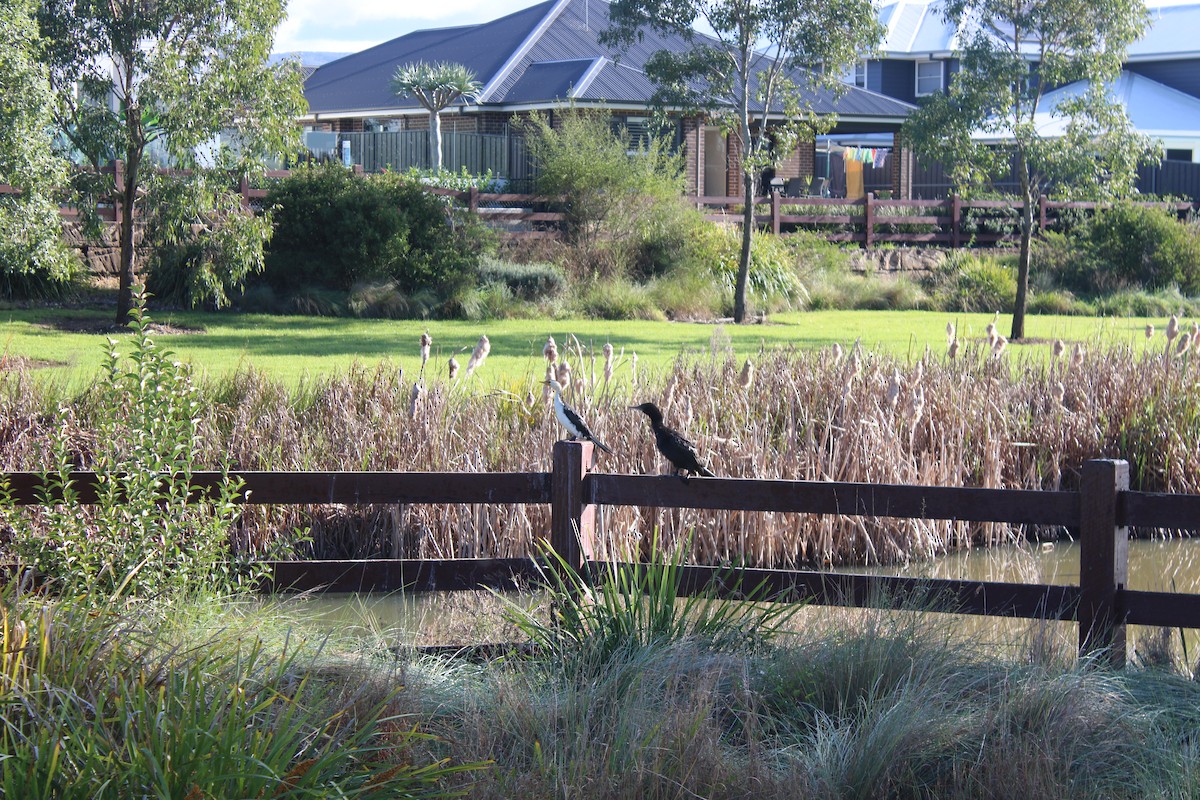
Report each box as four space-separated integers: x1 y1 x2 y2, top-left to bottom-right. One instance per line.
5 161 1197 250
6 441 1200 667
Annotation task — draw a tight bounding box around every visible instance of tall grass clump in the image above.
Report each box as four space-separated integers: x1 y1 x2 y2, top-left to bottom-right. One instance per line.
0 588 481 798
4 292 252 599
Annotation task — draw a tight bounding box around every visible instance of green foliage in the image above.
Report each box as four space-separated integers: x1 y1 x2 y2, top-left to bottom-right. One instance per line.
143 171 274 309
36 0 305 322
926 251 1018 313
569 277 666 320
693 225 805 311
602 0 884 322
390 62 481 172
902 0 1157 337
0 592 480 798
524 107 686 248
261 164 492 313
500 537 800 677
0 0 74 298
8 295 251 600
1082 203 1200 295
478 257 566 301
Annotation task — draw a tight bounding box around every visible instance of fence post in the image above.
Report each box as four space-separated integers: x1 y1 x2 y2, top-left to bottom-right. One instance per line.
239 174 250 211
468 185 479 216
951 194 961 249
771 190 781 235
550 440 596 575
1038 194 1048 232
863 192 874 249
1078 458 1129 667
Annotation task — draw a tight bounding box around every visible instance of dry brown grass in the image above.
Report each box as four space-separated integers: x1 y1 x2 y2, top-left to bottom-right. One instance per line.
2 337 1197 567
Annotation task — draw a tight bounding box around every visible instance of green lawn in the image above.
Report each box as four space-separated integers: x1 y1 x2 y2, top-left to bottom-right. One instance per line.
0 306 1168 389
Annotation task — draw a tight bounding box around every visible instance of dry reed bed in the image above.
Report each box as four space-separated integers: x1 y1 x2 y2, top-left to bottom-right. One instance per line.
0 334 1196 567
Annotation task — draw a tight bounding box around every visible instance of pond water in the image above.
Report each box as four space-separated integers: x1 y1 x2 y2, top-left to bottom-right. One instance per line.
279 538 1200 650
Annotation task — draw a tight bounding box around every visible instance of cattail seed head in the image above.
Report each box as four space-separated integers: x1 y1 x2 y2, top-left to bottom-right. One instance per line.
1167 314 1180 341
408 381 423 418
1052 339 1065 359
907 384 925 425
1145 324 1155 339
419 332 432 368
543 336 558 364
738 358 754 390
946 321 955 346
1052 381 1065 406
556 361 572 392
602 342 614 383
1176 331 1192 355
885 370 902 409
1071 343 1085 369
831 342 843 363
465 334 490 376
985 322 996 346
948 339 960 359
447 357 459 380
992 335 1008 359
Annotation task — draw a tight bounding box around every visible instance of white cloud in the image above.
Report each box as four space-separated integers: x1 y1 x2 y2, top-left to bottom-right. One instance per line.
278 0 534 53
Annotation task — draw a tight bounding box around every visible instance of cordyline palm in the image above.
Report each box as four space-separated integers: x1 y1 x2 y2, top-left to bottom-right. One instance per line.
390 61 482 171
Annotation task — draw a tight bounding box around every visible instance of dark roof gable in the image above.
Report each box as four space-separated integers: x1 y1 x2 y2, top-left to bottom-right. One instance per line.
303 0 914 122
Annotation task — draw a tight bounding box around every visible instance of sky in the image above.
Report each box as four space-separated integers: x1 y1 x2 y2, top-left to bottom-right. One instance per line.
275 0 1197 56
276 0 536 54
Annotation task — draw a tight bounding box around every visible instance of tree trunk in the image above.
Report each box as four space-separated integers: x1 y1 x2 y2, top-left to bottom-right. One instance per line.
734 170 753 323
1011 158 1034 341
115 153 140 326
430 110 443 172
733 71 754 324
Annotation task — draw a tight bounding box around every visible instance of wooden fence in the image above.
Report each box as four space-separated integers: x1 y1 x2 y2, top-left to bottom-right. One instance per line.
6 441 1200 667
6 162 1198 249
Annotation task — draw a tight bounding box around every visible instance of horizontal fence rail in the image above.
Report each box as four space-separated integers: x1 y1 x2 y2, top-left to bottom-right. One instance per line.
12 160 1199 250
5 443 1200 666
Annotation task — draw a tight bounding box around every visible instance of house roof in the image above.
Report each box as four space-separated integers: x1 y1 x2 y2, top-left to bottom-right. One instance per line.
971 70 1200 142
877 0 1200 60
303 0 914 124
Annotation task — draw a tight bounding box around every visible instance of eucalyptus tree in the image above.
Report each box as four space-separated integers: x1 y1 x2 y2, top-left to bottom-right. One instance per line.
903 0 1155 340
390 61 482 172
36 0 306 323
0 0 72 296
603 0 883 323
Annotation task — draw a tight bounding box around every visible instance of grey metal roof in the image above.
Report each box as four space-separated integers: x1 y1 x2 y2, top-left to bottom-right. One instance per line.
878 0 1200 59
304 0 914 122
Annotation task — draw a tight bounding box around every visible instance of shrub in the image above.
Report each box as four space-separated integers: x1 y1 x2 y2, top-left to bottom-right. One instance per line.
143 171 273 309
570 277 665 320
260 164 492 312
927 251 1017 313
6 294 251 600
1082 202 1200 295
692 224 805 311
477 256 565 301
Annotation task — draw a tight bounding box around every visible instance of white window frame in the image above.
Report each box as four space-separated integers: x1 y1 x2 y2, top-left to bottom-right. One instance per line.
842 59 868 89
915 59 943 96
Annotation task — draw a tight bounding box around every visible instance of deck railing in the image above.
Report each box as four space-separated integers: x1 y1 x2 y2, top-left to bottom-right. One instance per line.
6 442 1200 667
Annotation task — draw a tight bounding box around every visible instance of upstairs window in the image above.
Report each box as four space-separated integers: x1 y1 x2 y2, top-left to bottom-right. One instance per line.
842 60 868 88
916 60 943 96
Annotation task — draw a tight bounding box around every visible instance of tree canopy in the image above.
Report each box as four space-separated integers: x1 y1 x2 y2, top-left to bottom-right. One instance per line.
0 0 73 297
602 0 883 322
903 0 1156 340
36 0 306 321
391 61 482 172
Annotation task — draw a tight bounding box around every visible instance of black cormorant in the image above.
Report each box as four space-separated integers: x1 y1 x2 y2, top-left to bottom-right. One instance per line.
630 402 714 478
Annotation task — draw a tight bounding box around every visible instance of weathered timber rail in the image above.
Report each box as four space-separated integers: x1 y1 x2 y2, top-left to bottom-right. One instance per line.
6 442 1200 667
10 160 1199 250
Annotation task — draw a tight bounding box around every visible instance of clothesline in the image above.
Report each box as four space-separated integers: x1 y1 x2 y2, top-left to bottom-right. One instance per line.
842 146 889 169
